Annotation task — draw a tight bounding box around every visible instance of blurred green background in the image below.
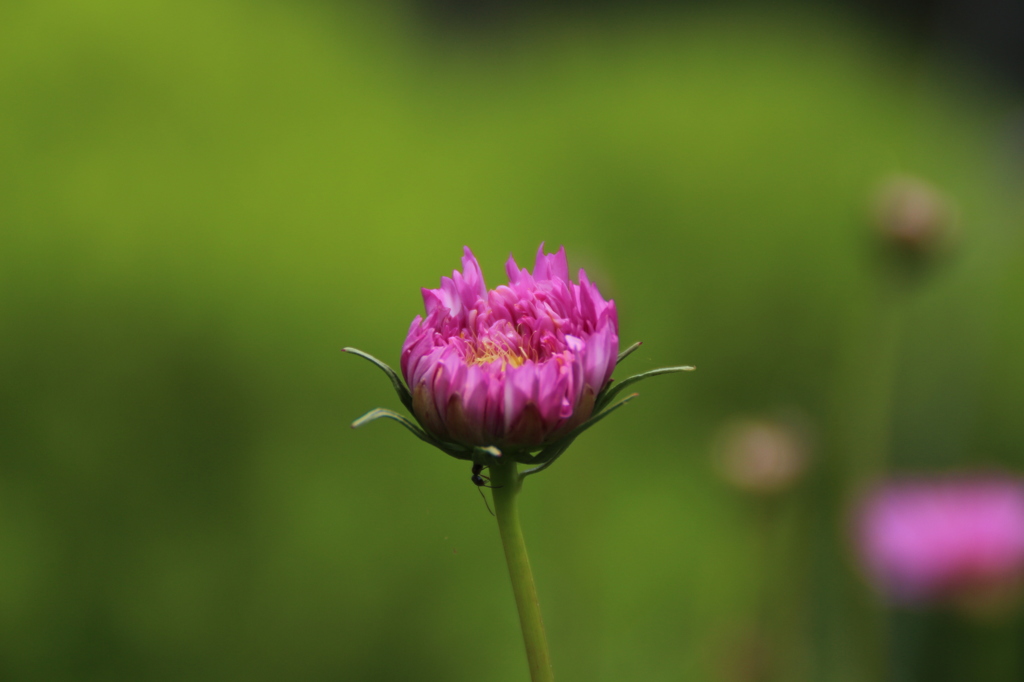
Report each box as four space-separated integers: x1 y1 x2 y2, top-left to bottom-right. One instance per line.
2 1 1024 680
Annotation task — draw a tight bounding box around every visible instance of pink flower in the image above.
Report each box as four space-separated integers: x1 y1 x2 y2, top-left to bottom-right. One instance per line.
400 245 618 450
347 244 690 478
856 476 1024 603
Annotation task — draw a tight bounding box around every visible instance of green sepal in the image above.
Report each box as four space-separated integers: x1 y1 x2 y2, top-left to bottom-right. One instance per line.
519 392 639 478
352 407 495 462
518 437 574 477
616 341 643 365
555 391 639 446
346 344 693 481
343 347 414 413
351 407 437 444
595 365 694 413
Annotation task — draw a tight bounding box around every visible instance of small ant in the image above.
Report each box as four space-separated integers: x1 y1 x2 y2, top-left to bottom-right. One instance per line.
471 462 502 515
471 462 499 487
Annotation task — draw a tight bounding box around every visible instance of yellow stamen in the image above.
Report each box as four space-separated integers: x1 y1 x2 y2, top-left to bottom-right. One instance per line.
466 339 529 369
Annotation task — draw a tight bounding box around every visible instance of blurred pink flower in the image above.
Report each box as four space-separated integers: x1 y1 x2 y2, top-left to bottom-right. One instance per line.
400 245 618 449
856 476 1024 603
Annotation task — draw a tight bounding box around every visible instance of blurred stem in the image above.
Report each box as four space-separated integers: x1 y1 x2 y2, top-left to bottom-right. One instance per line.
839 285 905 479
490 461 555 682
811 282 908 682
888 609 928 682
752 495 783 682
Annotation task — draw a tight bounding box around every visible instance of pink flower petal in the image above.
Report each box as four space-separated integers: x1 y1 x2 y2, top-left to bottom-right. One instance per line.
401 245 619 448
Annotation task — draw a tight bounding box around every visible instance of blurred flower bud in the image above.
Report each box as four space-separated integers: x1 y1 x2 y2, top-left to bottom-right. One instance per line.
872 175 956 260
713 416 810 494
855 475 1024 612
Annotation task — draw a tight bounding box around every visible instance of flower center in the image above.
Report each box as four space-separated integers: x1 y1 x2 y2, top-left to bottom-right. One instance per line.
464 338 530 369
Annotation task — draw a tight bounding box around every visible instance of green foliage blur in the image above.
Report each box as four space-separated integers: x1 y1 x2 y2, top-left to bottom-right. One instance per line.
2 1 1023 680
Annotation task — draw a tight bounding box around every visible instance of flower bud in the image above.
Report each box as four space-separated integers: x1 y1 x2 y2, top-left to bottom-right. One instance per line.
713 416 810 495
872 175 956 262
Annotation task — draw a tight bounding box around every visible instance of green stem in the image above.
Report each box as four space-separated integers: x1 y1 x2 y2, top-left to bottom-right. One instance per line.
490 461 555 682
810 281 907 682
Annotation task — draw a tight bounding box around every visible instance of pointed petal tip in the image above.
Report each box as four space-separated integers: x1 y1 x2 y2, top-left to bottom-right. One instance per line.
533 242 545 268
